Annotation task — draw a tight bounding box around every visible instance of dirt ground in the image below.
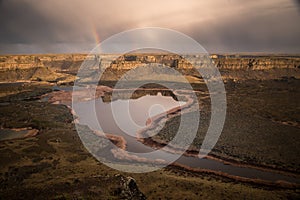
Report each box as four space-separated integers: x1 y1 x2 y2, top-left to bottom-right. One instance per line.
154 79 300 173
0 81 299 199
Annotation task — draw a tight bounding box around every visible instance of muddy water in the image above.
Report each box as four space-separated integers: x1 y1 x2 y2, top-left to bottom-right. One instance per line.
75 93 185 153
73 93 299 184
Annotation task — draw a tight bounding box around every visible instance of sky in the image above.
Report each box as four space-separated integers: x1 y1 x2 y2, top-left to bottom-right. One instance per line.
0 0 299 54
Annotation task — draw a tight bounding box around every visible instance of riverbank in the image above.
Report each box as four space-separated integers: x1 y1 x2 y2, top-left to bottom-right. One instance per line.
0 80 299 199
42 84 300 187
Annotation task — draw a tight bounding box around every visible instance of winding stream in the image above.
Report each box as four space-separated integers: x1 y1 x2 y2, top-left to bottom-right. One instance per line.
73 91 300 184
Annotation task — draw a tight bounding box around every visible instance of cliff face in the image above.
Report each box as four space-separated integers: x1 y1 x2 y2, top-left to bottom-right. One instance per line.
110 54 300 70
214 55 300 80
214 56 300 70
0 54 299 83
0 54 85 83
0 54 85 73
100 54 300 81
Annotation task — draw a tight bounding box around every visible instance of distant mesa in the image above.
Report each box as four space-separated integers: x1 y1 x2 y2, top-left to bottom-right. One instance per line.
0 53 299 84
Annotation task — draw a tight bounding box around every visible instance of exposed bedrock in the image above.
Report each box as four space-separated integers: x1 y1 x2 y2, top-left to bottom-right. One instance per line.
0 54 299 83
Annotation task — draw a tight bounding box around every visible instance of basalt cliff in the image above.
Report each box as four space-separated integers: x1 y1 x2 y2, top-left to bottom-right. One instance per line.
0 54 299 83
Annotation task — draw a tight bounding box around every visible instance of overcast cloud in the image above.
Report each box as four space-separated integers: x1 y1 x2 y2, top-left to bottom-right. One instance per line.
0 0 299 54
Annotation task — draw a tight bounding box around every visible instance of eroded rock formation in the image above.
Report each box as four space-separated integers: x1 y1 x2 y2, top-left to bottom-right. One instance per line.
0 54 299 83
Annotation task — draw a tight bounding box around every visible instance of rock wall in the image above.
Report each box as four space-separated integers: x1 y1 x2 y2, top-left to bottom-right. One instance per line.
0 54 85 83
0 54 299 82
108 54 300 70
100 54 300 80
214 56 300 70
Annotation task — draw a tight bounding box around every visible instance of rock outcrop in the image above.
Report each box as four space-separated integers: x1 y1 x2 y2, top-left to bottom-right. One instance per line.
100 54 300 81
0 54 85 83
0 54 299 83
115 174 146 200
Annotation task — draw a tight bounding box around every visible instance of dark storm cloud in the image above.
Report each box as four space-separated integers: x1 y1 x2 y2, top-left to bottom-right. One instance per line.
0 0 55 43
0 0 299 54
0 0 93 44
187 4 300 52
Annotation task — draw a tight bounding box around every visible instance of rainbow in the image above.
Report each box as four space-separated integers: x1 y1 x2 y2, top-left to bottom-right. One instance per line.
91 23 101 45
